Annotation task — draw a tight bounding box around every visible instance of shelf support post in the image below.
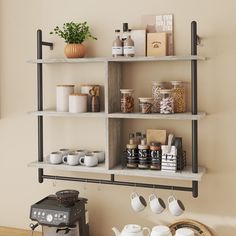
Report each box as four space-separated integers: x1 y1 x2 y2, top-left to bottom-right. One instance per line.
191 21 198 198
37 30 53 183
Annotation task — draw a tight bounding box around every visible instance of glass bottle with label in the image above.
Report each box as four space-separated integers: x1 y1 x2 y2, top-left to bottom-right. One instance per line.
124 29 135 57
112 29 122 57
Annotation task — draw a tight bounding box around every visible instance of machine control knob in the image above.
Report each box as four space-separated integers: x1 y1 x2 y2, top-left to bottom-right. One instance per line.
46 214 53 222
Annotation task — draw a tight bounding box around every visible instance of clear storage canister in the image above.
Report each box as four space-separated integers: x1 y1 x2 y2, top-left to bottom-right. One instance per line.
139 97 153 114
160 89 174 114
171 81 186 113
152 81 165 113
120 89 134 113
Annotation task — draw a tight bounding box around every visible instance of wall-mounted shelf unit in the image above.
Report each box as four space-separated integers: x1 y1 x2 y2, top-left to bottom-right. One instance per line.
28 21 206 198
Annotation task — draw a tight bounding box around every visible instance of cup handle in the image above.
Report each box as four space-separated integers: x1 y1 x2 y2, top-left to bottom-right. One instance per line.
143 227 150 236
149 193 156 202
130 192 137 200
79 157 85 166
62 156 67 164
168 195 175 203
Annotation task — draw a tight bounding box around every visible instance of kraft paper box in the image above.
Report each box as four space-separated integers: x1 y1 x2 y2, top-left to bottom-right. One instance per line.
147 32 167 56
142 14 174 55
131 29 146 56
146 129 167 145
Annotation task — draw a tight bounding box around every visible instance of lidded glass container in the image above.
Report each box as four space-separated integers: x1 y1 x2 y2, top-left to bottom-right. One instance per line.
160 89 174 114
152 81 165 113
171 81 186 113
139 97 154 114
120 89 134 113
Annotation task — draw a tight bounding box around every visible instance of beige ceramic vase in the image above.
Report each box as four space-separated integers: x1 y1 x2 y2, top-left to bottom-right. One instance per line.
64 43 86 58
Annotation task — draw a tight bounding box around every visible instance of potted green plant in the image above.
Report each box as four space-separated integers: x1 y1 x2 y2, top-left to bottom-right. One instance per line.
50 21 97 58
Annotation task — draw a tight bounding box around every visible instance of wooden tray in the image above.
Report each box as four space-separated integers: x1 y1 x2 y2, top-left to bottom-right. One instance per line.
169 219 213 236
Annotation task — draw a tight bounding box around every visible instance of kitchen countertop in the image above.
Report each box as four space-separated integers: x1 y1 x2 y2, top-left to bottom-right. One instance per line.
0 226 41 236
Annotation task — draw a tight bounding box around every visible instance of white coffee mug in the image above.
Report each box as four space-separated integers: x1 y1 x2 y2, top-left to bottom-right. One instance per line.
59 148 70 156
151 225 172 236
79 154 98 167
168 195 185 216
130 192 147 212
92 151 105 163
175 228 194 236
149 193 166 214
75 150 87 158
63 152 80 166
49 152 63 164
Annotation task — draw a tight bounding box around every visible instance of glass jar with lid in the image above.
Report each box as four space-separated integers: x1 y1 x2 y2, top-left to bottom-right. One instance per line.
160 89 174 114
139 97 154 114
120 89 134 113
171 81 186 113
152 81 165 113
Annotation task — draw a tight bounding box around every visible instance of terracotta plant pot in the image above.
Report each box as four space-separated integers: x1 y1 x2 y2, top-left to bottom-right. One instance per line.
64 43 86 58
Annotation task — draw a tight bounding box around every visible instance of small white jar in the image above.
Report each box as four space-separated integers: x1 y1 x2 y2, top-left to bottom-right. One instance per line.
56 85 75 112
69 93 87 113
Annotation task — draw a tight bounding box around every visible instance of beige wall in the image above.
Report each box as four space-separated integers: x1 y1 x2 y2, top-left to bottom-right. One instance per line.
0 0 236 235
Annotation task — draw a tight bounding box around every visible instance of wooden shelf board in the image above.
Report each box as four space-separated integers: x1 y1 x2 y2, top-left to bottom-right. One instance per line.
110 165 206 181
28 161 206 181
108 112 206 120
27 55 206 64
28 161 108 174
29 110 106 118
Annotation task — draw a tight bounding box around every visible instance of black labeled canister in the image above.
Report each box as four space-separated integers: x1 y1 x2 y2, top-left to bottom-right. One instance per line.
150 142 161 170
126 144 138 168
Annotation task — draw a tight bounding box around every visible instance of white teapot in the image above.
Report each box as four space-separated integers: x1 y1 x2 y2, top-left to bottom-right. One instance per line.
112 224 150 236
150 225 172 236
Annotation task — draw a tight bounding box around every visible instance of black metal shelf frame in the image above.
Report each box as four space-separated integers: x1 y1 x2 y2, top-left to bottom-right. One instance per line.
36 21 200 198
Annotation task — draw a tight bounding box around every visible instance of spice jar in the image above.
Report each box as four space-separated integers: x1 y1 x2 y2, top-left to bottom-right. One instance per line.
171 81 186 113
150 142 161 170
120 89 134 113
138 134 150 169
125 133 138 168
139 97 154 114
160 89 174 114
152 81 165 113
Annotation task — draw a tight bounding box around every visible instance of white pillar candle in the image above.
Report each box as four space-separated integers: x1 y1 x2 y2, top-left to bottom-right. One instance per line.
69 93 87 113
56 85 75 112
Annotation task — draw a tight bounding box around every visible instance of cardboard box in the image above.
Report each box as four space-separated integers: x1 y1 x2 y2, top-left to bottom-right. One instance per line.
147 32 167 56
146 129 167 145
142 14 174 55
131 29 146 56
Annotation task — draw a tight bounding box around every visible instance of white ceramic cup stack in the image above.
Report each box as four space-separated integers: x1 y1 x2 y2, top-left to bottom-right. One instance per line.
48 152 63 164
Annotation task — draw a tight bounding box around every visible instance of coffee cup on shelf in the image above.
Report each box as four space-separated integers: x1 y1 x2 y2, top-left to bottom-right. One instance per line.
75 150 87 158
130 192 147 212
149 193 166 214
79 154 98 167
48 152 63 164
59 148 70 156
168 195 185 216
92 151 105 163
62 152 80 166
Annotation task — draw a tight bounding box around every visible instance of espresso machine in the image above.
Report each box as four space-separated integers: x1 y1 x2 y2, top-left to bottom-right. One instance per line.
29 190 89 236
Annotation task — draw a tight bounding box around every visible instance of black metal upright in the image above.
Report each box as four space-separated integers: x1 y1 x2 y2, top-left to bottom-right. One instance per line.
37 30 53 183
191 21 198 198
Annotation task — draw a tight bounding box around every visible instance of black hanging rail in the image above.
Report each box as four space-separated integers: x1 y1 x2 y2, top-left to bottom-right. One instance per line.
36 21 201 197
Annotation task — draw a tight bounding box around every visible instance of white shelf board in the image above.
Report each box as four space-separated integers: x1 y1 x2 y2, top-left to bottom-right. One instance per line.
108 112 206 120
27 55 206 64
28 161 206 181
110 165 206 181
29 110 106 118
28 161 108 174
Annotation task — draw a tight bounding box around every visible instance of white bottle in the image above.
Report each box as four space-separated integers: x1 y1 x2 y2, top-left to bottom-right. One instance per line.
112 29 122 57
124 29 135 57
